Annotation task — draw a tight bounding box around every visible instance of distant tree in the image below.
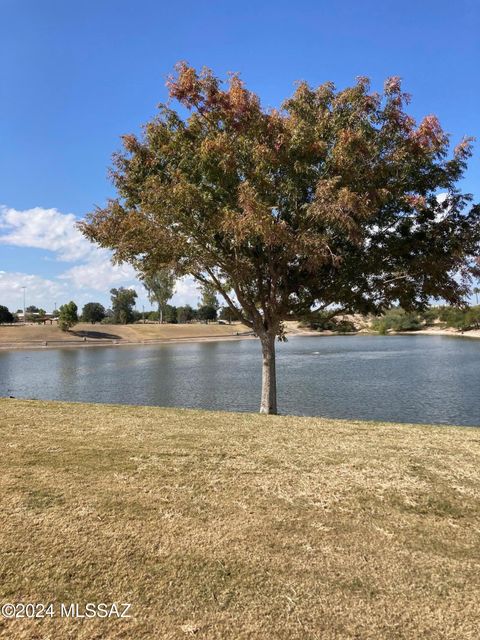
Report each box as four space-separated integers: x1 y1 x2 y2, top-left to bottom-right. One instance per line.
82 302 106 324
164 304 178 323
26 305 39 313
197 304 217 323
52 309 60 318
110 287 137 324
219 306 236 324
177 305 195 324
58 301 78 331
0 305 14 323
80 63 480 413
199 283 219 310
131 309 143 323
141 269 175 324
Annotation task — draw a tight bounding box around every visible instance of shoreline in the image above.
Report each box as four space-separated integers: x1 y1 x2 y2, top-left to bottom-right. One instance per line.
395 327 480 339
0 332 260 352
0 324 478 352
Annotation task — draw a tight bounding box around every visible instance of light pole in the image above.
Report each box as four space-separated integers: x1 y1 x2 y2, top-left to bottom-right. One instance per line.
21 286 26 324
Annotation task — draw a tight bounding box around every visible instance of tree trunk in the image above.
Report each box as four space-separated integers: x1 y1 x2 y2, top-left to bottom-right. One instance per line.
259 331 277 415
158 302 162 324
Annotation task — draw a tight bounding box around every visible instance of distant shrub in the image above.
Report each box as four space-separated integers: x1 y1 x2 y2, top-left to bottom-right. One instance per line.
335 320 356 333
300 311 356 333
371 308 422 333
419 307 440 326
467 307 480 329
439 306 480 331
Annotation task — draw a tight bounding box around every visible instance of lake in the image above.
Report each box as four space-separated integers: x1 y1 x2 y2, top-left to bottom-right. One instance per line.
1 335 479 426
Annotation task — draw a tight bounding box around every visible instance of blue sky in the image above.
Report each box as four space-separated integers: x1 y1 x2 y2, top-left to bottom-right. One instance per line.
0 0 479 312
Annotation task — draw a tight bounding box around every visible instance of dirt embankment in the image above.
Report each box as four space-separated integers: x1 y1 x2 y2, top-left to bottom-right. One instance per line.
1 318 478 350
0 322 256 349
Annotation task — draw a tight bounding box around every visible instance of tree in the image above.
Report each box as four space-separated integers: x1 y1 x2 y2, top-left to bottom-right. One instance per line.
141 269 175 324
199 282 219 310
177 305 195 324
0 305 14 323
80 63 480 414
197 304 217 323
219 306 236 324
82 302 106 324
198 282 218 323
164 304 178 323
110 287 137 324
58 301 78 331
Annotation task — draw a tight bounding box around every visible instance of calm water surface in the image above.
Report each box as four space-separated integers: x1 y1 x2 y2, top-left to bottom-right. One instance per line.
0 335 479 426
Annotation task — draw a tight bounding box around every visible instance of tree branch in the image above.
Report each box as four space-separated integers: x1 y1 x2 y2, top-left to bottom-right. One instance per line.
193 270 254 328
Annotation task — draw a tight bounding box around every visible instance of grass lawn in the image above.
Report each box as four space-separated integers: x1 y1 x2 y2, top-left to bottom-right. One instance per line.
0 399 479 639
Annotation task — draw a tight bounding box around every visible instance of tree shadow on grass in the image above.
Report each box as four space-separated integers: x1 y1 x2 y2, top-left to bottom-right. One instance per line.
72 330 122 340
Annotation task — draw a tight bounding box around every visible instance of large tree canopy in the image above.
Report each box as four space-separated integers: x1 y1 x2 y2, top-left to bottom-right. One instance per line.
80 63 480 413
81 302 106 324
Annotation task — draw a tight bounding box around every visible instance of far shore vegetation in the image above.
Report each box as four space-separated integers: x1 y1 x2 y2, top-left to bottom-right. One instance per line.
1 398 479 639
2 300 480 342
300 304 480 335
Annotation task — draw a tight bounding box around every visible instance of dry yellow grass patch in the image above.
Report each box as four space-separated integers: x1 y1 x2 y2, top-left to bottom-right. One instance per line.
0 399 479 639
0 322 249 346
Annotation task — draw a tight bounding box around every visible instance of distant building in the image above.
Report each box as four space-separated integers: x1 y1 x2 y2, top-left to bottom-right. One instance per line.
15 312 58 324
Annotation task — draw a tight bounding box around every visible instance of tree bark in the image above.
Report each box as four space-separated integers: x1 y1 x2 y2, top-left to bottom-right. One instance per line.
259 331 277 415
158 302 162 324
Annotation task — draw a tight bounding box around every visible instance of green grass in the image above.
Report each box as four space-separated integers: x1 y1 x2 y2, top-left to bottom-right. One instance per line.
0 399 479 639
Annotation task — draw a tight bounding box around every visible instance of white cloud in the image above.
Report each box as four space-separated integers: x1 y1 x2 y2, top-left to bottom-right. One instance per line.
0 205 143 310
172 276 201 307
0 205 94 261
436 192 448 204
0 270 67 311
0 204 202 312
435 192 449 222
60 255 138 291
